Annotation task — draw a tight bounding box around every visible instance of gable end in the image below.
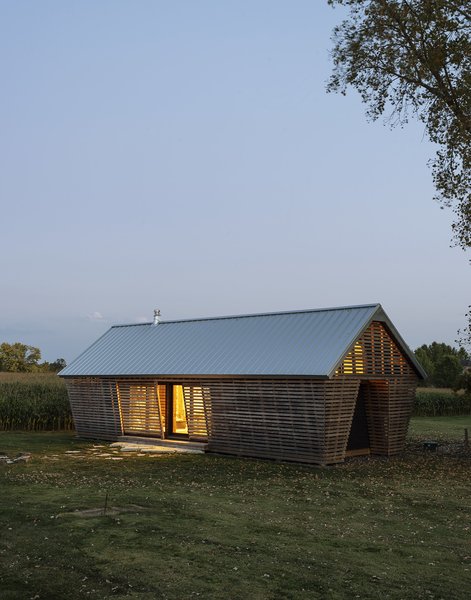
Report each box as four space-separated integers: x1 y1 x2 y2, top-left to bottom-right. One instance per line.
334 321 420 378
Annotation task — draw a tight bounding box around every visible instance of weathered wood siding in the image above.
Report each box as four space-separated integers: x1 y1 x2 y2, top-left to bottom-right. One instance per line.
179 378 360 464
64 377 359 464
364 377 417 455
64 378 122 440
182 385 211 441
117 381 163 437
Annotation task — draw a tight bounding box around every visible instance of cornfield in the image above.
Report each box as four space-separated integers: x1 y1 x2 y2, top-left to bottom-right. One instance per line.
0 379 74 431
413 391 471 417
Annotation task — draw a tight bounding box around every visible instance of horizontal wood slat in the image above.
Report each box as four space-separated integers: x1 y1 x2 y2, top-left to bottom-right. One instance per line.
362 377 417 455
182 386 210 441
117 382 162 437
64 378 121 440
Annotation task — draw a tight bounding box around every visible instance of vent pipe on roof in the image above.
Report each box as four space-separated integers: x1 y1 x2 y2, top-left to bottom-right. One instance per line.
153 309 161 325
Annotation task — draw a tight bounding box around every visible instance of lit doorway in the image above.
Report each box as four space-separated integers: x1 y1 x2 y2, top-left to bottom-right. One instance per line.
165 384 189 439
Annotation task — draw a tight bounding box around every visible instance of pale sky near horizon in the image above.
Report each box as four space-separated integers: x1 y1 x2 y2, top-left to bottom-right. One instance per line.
1 1 469 363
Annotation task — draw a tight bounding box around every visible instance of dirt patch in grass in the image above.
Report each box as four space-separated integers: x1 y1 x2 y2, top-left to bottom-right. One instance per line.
59 504 147 518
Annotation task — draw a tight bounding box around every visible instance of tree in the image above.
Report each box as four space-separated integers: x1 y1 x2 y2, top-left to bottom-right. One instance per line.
433 353 463 387
455 369 471 393
414 341 468 386
49 358 67 372
0 342 42 372
327 0 470 246
327 1 471 341
414 346 435 380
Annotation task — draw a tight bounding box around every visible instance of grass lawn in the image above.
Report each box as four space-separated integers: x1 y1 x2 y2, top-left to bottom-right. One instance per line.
409 415 471 441
1 421 470 600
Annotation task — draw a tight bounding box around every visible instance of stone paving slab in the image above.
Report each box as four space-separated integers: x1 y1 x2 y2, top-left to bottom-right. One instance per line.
110 441 204 454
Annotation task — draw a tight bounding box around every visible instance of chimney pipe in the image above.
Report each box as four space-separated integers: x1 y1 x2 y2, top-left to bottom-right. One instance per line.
153 309 161 325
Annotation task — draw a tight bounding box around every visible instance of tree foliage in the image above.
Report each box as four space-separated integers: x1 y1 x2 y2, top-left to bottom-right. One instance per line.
433 353 464 387
414 341 468 387
0 342 42 372
0 342 66 373
455 369 471 393
327 0 470 249
49 358 67 372
40 358 67 373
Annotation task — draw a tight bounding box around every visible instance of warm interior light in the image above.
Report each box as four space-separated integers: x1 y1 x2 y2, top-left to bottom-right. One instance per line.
337 341 364 375
353 342 364 374
173 385 188 435
335 322 411 377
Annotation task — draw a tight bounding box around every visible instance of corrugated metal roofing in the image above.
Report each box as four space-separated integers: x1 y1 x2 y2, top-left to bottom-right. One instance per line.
59 304 424 378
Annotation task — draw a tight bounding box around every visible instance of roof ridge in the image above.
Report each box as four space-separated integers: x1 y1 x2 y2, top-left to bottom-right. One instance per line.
110 304 380 328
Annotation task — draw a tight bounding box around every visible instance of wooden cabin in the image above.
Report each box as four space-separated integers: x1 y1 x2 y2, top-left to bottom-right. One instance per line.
59 304 425 465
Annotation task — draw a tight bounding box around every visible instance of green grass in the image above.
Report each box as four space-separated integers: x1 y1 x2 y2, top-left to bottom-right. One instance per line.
409 415 471 441
416 387 454 393
1 420 470 600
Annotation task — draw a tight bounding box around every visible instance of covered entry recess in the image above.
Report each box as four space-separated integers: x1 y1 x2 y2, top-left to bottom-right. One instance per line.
346 382 371 457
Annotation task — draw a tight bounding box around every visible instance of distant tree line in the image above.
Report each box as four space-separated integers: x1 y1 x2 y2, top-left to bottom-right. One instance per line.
414 342 470 391
0 342 66 373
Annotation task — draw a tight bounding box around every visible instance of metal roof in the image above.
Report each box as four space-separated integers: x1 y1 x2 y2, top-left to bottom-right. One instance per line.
59 304 425 378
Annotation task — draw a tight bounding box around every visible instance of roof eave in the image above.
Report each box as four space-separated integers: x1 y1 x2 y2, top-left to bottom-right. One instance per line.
59 373 331 380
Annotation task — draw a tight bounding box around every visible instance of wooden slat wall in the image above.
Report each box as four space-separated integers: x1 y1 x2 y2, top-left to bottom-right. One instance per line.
117 381 163 437
203 379 322 463
65 378 210 443
65 377 360 464
180 378 360 465
64 372 416 462
362 376 417 456
182 385 210 441
387 376 417 453
64 378 122 440
324 379 361 463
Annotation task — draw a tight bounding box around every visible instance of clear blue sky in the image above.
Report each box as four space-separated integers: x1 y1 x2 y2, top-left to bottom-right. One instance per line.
1 1 469 362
